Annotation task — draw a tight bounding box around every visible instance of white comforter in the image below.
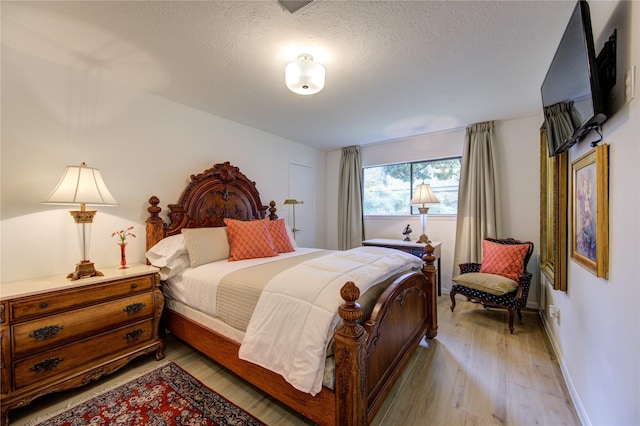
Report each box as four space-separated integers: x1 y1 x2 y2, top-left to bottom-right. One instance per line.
238 246 422 395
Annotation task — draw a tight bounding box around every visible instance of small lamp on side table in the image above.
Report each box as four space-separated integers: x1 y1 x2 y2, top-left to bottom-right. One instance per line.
410 183 440 244
43 162 118 280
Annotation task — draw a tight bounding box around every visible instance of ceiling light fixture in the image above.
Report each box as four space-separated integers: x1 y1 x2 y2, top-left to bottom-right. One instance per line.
285 54 325 95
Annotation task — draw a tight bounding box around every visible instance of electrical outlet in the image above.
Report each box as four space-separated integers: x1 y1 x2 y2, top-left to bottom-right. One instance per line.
625 65 636 104
548 304 560 325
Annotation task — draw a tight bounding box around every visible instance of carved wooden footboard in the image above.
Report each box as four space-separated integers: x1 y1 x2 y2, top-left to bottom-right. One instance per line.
335 245 437 425
159 265 436 426
145 162 438 425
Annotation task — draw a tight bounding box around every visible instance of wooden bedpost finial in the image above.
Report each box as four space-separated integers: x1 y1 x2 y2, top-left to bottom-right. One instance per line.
422 243 436 278
335 281 367 425
147 196 161 218
422 243 436 267
146 196 165 253
338 281 362 328
421 243 438 339
268 200 278 220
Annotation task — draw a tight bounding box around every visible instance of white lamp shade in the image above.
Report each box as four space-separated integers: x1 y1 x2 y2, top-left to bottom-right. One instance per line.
43 163 118 206
285 54 325 95
410 183 440 206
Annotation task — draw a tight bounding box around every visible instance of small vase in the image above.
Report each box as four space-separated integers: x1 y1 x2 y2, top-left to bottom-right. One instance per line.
119 243 128 269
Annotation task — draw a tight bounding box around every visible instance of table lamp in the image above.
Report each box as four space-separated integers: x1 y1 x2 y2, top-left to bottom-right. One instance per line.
43 162 118 280
410 183 440 244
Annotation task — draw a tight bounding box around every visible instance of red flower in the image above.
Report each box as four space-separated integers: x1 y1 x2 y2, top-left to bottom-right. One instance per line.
112 226 136 244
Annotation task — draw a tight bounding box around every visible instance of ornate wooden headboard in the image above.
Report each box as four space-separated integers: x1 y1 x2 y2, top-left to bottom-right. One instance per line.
146 162 277 251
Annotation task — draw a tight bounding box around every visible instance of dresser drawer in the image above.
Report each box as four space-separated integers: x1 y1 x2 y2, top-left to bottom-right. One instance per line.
409 248 426 257
12 292 154 358
10 275 154 321
13 318 155 390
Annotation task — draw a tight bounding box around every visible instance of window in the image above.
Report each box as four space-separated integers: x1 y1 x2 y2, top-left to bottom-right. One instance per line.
363 157 461 215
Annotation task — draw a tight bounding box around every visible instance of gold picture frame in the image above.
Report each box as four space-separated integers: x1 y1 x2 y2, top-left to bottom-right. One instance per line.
570 144 609 278
539 129 568 291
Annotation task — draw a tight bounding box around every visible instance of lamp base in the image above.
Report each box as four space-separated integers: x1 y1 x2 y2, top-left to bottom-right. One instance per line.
67 260 104 281
416 234 431 244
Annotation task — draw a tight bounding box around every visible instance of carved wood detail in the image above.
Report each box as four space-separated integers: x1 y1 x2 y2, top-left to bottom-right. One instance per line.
422 243 438 338
152 275 166 360
0 270 164 425
145 162 277 251
145 162 438 426
334 282 367 426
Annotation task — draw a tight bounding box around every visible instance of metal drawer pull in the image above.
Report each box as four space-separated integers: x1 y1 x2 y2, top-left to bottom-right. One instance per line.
29 325 64 341
124 329 145 342
123 303 145 315
40 302 48 309
131 283 138 289
30 357 63 374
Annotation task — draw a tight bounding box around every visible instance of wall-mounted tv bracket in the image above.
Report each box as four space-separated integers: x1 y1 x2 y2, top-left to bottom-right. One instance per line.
590 125 603 147
591 29 616 149
597 29 617 94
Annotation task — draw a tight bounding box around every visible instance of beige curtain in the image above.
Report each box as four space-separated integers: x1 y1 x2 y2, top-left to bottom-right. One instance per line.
453 121 499 269
338 145 363 250
543 102 582 153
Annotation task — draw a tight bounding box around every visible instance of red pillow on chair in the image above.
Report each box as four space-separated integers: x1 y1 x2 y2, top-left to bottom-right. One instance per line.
479 240 529 281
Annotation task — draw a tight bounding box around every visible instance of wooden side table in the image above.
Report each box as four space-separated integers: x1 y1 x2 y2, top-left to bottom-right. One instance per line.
363 238 442 296
0 264 164 425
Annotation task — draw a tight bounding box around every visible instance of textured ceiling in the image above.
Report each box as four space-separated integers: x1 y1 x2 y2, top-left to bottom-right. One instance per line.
2 1 577 151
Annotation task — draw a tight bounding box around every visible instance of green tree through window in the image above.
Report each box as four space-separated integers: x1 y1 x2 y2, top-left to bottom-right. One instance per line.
363 157 461 215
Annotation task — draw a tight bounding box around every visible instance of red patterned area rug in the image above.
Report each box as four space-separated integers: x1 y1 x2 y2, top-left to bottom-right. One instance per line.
34 362 266 426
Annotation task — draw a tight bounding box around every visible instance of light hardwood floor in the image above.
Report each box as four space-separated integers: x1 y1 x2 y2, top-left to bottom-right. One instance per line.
8 296 580 425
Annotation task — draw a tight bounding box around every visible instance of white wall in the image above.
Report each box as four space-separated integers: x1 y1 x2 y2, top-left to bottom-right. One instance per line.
540 2 640 425
0 47 326 283
326 117 542 307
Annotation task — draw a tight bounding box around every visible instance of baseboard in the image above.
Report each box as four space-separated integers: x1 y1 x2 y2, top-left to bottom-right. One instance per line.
540 313 591 426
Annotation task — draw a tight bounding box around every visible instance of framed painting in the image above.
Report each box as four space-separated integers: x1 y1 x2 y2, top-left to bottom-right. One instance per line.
570 144 609 278
539 129 568 291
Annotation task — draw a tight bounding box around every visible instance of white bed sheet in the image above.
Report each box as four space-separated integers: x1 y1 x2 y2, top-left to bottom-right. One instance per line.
162 247 324 318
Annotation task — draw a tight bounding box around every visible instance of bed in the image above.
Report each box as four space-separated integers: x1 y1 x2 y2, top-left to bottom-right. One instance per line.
145 162 438 426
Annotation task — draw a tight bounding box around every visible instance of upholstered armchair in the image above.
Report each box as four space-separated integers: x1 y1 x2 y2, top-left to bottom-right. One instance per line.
450 238 534 334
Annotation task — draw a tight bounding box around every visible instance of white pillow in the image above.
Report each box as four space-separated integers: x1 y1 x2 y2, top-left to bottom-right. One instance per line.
146 234 187 267
158 254 190 281
285 223 298 248
182 227 231 267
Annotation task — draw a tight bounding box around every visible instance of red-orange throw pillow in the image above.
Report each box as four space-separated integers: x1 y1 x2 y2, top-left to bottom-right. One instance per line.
267 218 295 253
479 240 529 281
223 218 278 261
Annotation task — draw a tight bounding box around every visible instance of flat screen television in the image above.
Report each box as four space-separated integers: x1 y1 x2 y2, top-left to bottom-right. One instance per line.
541 0 607 156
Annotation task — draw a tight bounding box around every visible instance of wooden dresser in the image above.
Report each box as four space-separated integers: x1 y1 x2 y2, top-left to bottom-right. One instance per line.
0 265 164 425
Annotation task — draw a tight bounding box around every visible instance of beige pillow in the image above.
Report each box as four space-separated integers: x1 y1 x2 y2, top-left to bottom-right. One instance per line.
452 272 518 296
182 227 230 267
